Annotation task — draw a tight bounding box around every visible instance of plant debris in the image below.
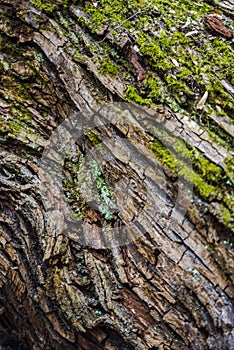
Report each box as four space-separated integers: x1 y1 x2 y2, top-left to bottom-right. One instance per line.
204 15 233 39
196 91 208 109
124 41 147 82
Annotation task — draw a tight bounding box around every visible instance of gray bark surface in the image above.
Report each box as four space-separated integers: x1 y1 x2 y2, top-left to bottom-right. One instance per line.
0 1 233 349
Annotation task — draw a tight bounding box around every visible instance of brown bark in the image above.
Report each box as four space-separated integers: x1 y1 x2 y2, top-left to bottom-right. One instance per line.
0 1 234 349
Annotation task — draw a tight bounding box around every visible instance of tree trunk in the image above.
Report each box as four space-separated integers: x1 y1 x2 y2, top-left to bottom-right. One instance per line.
0 0 234 349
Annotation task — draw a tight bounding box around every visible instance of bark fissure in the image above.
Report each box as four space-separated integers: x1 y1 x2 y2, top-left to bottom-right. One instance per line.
0 0 234 349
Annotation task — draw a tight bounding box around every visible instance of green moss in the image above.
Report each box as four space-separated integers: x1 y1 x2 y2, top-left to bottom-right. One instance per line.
87 131 101 146
196 156 222 183
99 59 119 78
150 140 176 170
148 124 225 189
176 67 193 81
221 206 233 228
206 127 233 151
1 0 233 228
87 8 107 33
138 40 166 63
126 86 152 105
0 35 16 56
137 37 173 73
83 0 141 35
171 137 223 185
0 116 11 133
150 135 223 200
143 76 163 100
225 157 234 184
178 164 217 198
29 0 55 11
166 75 193 96
78 0 233 141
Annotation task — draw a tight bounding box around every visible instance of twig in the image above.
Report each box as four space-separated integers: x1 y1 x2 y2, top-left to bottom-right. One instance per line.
99 2 152 43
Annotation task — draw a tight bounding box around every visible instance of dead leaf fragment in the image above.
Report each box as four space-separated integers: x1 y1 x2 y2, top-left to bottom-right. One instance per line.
125 42 147 82
196 91 208 109
204 15 233 39
171 57 179 67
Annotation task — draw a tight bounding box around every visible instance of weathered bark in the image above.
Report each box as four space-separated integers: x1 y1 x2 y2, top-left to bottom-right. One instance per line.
0 0 234 349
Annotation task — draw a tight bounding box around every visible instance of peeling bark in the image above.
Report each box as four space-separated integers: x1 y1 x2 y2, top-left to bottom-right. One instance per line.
0 1 234 349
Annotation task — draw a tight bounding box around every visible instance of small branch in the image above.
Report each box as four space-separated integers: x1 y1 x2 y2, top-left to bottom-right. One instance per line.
99 2 152 43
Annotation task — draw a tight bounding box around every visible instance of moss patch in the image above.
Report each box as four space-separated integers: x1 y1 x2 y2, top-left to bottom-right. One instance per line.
99 59 119 77
29 0 55 12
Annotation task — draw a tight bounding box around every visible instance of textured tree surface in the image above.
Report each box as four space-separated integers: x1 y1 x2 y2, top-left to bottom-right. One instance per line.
0 0 234 349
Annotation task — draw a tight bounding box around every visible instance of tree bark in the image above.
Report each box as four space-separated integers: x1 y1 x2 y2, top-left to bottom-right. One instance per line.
0 0 234 349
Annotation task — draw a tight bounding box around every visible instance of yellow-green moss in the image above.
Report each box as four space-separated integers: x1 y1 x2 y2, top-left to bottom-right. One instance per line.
72 0 233 137
225 157 234 184
126 86 152 105
87 131 101 146
99 59 119 78
150 126 231 196
29 0 55 12
221 205 233 228
150 140 176 170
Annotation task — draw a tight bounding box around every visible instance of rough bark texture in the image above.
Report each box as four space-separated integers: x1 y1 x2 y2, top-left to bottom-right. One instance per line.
0 0 234 349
